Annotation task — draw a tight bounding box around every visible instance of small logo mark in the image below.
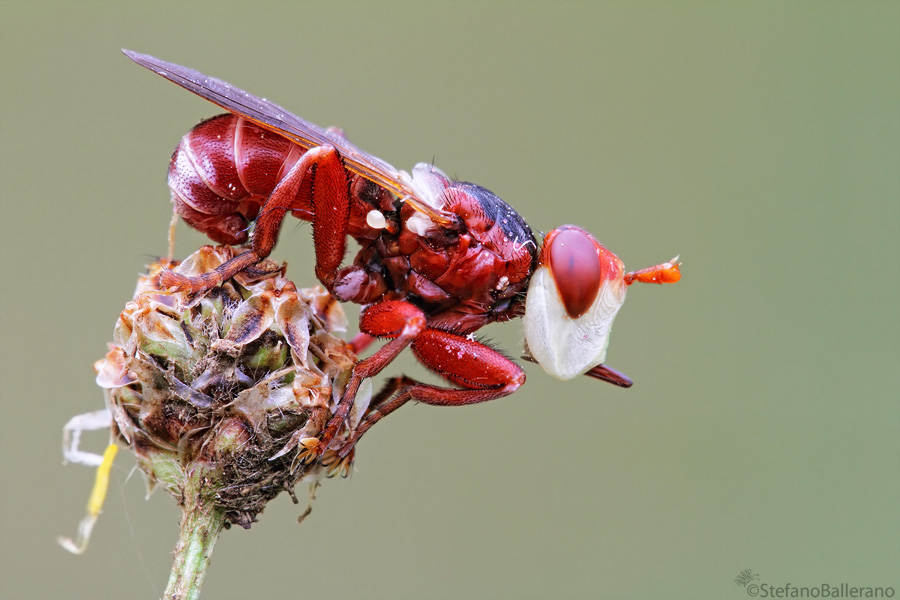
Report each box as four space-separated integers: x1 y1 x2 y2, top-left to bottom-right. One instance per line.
735 569 760 587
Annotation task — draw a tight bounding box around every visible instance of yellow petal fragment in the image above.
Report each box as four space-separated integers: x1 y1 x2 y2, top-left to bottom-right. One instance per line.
88 444 118 515
59 444 118 555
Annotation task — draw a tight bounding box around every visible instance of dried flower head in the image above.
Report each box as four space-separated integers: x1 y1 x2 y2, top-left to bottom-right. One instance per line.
67 245 372 537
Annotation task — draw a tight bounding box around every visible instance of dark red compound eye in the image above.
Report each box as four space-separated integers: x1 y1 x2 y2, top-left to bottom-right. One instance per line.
545 227 604 319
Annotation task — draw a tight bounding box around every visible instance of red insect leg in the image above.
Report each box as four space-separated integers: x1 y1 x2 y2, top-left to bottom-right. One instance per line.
160 146 351 293
317 301 427 451
317 300 526 457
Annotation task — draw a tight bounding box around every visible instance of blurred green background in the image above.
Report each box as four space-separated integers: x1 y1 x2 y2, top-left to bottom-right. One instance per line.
1 2 897 599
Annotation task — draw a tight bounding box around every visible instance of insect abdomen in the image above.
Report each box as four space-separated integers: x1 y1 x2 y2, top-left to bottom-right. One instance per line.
167 114 298 245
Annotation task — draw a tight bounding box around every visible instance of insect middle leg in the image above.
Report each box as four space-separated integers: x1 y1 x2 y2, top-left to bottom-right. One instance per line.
318 300 526 457
336 372 524 459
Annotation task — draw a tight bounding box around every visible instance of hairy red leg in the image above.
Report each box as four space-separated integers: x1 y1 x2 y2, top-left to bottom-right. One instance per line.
317 301 427 453
318 374 417 477
624 256 681 285
338 375 417 447
252 146 351 286
334 326 526 457
160 146 351 293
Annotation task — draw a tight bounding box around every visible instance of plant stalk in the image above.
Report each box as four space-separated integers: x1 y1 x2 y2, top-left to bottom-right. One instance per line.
164 470 226 600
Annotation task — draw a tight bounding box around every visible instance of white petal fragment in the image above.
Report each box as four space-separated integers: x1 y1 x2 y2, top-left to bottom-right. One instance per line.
62 409 113 466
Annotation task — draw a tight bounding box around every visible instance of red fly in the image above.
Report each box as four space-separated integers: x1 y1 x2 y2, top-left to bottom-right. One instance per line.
124 50 681 463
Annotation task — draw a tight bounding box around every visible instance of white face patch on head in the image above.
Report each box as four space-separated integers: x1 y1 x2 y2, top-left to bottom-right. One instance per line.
523 264 627 381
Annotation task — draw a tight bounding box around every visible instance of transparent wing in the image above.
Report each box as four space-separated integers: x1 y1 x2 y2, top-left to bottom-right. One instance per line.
123 50 416 200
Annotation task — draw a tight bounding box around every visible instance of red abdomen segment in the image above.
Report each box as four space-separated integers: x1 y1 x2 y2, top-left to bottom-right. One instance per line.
167 114 301 245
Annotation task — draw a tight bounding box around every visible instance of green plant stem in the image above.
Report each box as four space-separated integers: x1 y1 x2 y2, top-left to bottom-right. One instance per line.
164 471 226 600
